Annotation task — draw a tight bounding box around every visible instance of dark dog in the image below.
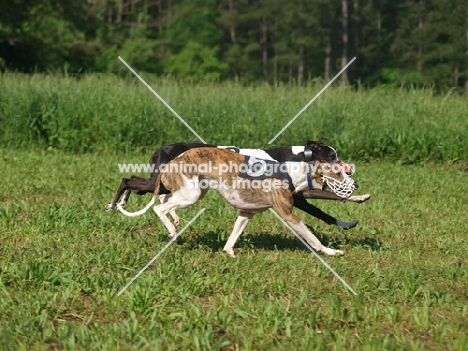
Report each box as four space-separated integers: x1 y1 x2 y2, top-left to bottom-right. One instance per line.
105 141 359 229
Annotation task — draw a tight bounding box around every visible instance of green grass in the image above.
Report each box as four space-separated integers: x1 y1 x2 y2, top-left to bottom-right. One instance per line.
0 149 467 350
1 74 467 349
1 73 468 162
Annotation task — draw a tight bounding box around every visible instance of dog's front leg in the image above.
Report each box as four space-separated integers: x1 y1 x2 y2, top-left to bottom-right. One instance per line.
287 220 344 256
274 192 344 256
223 212 254 258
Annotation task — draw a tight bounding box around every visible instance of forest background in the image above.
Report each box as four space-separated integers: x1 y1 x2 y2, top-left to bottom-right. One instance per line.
1 0 467 91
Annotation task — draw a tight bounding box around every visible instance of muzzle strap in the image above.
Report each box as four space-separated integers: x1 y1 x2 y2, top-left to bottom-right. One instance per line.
306 165 314 190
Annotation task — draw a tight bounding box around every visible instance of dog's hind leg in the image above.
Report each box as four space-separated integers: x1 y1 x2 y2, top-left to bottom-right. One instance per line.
105 176 154 212
117 190 131 207
159 194 180 227
223 212 255 258
154 185 204 239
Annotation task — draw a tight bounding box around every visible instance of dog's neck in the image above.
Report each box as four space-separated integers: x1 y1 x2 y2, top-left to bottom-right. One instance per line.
284 162 322 193
291 146 306 155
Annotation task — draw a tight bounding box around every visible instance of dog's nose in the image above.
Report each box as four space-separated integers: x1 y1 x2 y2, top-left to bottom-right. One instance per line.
339 161 354 176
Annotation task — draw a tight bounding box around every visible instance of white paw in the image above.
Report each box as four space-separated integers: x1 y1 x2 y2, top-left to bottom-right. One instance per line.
348 194 371 203
335 249 345 256
223 248 236 258
104 203 115 212
357 194 371 203
321 247 345 256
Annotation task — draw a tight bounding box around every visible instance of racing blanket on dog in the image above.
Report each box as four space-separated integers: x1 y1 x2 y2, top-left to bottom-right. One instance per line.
219 147 296 190
238 156 294 190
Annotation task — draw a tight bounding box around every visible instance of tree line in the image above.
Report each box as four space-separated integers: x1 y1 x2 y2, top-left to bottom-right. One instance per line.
1 0 467 91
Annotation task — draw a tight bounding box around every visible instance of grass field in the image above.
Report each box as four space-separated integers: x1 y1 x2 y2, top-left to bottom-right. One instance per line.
1 74 467 350
1 73 468 162
0 149 467 350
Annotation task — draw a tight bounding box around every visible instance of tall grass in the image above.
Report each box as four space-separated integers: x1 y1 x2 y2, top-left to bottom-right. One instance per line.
1 73 468 162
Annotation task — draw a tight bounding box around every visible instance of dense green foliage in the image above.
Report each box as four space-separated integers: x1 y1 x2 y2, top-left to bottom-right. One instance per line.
1 73 468 162
1 0 468 89
0 150 467 349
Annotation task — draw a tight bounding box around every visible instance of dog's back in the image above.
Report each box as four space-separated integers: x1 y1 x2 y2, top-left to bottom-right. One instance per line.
147 142 217 193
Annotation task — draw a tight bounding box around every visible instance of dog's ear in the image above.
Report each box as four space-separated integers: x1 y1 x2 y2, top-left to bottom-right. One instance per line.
305 140 325 152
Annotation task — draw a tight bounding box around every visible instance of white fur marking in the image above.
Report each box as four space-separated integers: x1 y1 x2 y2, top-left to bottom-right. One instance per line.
218 146 276 161
291 146 305 155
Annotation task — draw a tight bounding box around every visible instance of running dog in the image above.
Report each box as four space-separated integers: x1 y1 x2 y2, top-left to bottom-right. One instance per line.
105 141 369 229
116 148 358 257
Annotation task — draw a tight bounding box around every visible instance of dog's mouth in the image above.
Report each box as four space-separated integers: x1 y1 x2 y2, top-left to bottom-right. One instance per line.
322 174 357 198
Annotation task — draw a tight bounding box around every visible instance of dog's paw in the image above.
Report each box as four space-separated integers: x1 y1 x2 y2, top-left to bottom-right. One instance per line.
348 194 371 203
321 247 344 256
104 203 115 212
336 220 357 230
335 249 345 256
223 248 236 258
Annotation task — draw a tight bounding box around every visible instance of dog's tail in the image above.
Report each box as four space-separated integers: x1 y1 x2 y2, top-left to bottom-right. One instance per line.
116 173 163 218
116 196 155 217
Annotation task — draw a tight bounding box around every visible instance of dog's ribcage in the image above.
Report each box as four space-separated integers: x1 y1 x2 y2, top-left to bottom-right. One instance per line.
162 148 286 212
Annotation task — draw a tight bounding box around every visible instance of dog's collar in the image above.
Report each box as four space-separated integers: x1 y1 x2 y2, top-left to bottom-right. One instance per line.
306 164 314 190
303 146 313 162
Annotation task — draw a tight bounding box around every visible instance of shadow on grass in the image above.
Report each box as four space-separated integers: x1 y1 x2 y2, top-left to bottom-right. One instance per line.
306 225 383 251
178 230 308 253
177 227 383 253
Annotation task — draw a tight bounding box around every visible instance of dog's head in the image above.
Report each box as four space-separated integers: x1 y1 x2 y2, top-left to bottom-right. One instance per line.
308 160 358 198
305 140 338 162
305 140 354 175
